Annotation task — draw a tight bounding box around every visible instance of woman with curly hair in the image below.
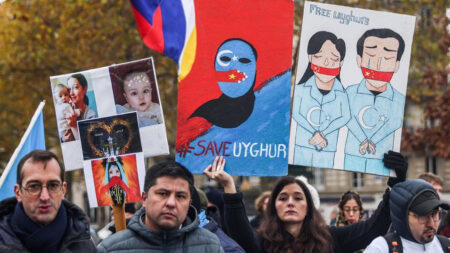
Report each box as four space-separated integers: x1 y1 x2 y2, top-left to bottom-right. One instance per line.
336 191 364 226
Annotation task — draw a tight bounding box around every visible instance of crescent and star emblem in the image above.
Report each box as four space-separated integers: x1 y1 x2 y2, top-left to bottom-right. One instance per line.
358 105 376 130
306 106 321 127
216 49 233 67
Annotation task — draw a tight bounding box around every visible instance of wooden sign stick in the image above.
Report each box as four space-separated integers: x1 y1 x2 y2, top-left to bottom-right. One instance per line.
110 184 126 232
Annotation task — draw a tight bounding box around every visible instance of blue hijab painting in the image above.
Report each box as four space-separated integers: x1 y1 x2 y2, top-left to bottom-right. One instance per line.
190 39 257 128
101 156 132 205
103 157 129 188
174 1 294 176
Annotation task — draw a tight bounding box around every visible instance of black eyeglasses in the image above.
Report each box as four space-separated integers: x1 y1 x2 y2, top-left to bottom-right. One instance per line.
409 210 441 224
21 182 63 196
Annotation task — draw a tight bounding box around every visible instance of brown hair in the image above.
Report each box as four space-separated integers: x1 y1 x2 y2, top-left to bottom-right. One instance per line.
255 191 271 213
257 177 332 253
336 191 364 226
418 172 443 187
17 150 64 185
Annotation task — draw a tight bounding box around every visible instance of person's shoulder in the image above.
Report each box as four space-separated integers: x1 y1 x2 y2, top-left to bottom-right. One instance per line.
189 226 221 244
85 106 97 119
63 200 89 221
390 84 405 100
184 226 222 252
364 236 389 253
213 227 245 252
97 228 137 251
345 83 359 93
115 104 131 114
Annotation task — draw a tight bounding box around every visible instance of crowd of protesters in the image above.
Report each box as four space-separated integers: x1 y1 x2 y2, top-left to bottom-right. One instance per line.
0 149 449 253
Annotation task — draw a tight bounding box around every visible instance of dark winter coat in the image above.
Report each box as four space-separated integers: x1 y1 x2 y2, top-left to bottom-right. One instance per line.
223 189 391 253
204 217 245 253
0 197 97 253
97 206 223 253
390 179 437 243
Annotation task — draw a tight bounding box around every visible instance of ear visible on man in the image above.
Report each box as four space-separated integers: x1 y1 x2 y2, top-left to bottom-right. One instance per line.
62 182 67 197
14 184 22 202
356 55 362 68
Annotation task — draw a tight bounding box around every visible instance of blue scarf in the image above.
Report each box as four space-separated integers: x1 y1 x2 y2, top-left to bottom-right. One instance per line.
9 202 68 253
197 209 209 228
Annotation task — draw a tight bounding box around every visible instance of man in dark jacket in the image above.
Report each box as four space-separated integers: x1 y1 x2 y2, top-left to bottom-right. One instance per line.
365 179 450 252
0 150 97 253
192 186 244 253
97 161 223 253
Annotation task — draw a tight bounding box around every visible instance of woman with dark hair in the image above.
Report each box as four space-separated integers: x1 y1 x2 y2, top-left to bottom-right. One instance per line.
336 191 364 226
292 31 350 168
66 73 97 140
335 191 365 253
204 154 407 253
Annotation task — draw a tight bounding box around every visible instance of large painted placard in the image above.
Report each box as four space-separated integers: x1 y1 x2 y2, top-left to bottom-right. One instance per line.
289 2 415 176
50 57 169 171
174 0 294 176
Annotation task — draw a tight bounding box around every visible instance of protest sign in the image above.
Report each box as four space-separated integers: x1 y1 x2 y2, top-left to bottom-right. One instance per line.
50 57 169 171
79 113 145 208
289 1 415 176
171 0 294 176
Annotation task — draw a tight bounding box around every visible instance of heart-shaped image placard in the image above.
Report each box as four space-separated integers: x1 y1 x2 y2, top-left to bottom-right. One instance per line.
86 119 133 157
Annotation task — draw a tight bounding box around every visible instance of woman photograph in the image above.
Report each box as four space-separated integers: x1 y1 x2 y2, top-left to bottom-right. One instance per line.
65 73 97 141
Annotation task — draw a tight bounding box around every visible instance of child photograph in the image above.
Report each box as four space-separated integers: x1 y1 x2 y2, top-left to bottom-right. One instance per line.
109 58 163 128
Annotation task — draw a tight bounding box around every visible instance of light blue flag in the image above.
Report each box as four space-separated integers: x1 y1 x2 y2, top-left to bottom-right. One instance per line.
0 101 46 201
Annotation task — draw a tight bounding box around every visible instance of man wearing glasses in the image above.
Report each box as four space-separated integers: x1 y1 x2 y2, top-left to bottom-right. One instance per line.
365 179 450 252
0 150 97 252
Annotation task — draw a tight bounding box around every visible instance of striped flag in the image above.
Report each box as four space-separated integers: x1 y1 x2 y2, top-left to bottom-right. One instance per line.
0 101 46 200
130 0 196 80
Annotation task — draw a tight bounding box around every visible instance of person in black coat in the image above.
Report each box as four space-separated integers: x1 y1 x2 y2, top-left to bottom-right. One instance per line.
204 151 407 253
0 150 96 253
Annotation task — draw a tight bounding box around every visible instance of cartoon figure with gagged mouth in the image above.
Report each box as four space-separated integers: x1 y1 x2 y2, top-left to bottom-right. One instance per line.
292 31 350 168
344 28 405 175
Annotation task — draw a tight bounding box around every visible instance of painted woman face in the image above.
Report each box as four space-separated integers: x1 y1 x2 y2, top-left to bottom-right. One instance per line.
68 77 87 106
109 165 121 179
215 39 257 98
309 40 342 84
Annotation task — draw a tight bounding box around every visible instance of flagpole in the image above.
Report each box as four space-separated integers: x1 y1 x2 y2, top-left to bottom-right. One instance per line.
0 101 46 188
